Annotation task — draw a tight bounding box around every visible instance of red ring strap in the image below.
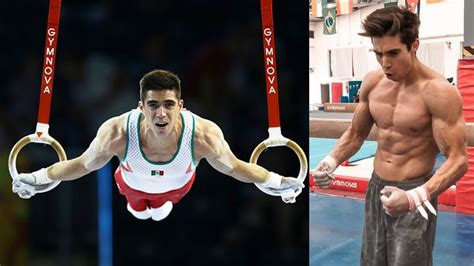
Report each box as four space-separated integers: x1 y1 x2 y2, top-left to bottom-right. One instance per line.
260 0 280 128
37 0 62 127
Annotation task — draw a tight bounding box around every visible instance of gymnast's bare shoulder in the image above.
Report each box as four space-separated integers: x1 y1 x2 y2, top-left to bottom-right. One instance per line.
360 69 385 96
93 112 129 159
192 114 227 162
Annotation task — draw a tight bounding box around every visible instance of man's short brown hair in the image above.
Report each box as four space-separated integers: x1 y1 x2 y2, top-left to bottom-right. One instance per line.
359 7 420 51
139 69 182 102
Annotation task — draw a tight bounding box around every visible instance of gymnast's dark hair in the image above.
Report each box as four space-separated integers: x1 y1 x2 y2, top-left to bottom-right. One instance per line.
359 6 420 51
139 69 182 102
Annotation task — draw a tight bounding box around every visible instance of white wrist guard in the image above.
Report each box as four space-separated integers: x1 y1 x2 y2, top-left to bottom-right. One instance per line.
261 171 282 189
321 155 338 171
33 168 53 185
407 186 437 220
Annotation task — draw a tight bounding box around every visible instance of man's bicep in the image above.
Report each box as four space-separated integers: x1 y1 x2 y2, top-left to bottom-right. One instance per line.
79 137 114 172
201 125 238 175
208 140 238 174
430 87 466 155
351 101 374 135
432 113 466 156
207 155 234 175
80 118 122 172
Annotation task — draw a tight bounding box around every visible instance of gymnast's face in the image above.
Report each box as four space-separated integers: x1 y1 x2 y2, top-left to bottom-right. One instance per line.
371 35 418 82
139 89 183 136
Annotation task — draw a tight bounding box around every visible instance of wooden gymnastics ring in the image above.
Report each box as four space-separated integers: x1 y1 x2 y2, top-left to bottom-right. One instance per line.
9 133 66 193
250 129 308 196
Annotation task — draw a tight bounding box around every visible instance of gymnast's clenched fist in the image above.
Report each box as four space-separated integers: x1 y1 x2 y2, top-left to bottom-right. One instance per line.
310 155 338 188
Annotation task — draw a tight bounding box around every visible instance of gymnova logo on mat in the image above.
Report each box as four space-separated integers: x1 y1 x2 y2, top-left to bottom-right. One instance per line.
326 105 346 111
332 180 357 188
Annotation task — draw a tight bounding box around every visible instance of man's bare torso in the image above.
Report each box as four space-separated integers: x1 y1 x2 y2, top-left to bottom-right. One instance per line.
368 69 444 181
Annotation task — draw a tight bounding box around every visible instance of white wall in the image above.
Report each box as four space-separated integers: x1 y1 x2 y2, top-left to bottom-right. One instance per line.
418 0 464 81
309 0 465 104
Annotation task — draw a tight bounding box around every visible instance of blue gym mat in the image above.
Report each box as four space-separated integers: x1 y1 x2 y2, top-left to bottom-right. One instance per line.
309 138 377 168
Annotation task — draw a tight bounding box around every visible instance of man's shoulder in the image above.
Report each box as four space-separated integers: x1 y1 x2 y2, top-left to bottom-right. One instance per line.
96 112 129 146
423 76 457 97
359 70 385 99
362 70 385 90
101 112 129 132
419 63 452 91
365 69 385 80
192 114 221 139
189 113 224 159
422 76 462 113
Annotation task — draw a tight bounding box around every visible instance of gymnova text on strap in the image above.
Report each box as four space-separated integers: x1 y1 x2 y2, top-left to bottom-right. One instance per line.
263 27 277 95
42 27 57 95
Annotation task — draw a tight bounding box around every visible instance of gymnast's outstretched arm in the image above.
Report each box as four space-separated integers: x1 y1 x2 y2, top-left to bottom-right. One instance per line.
194 116 302 190
22 115 125 184
49 116 125 181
